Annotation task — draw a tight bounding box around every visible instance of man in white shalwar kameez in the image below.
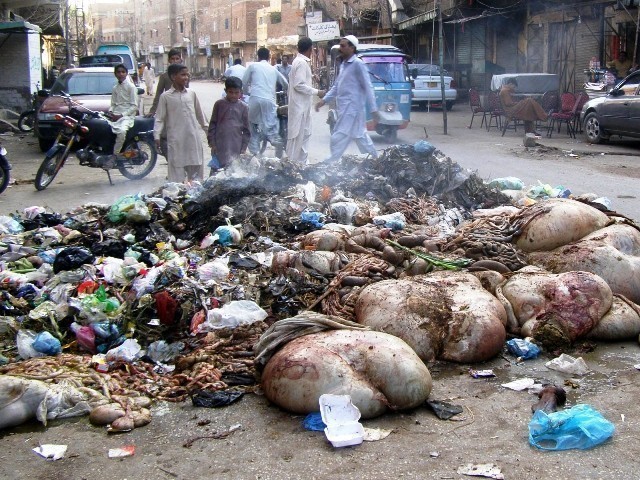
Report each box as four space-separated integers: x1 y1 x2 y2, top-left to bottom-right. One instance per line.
286 37 325 165
315 35 380 163
107 64 138 156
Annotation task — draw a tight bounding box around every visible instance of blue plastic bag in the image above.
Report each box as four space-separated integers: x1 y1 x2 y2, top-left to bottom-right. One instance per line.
303 412 326 431
413 140 436 155
506 338 541 360
300 211 325 228
32 331 62 356
529 404 615 451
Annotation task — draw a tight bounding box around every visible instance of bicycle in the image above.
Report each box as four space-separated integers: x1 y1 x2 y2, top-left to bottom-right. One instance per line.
18 84 46 133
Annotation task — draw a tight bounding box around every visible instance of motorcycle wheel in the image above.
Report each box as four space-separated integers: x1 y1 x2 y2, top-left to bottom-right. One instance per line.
0 165 9 194
35 149 65 191
18 110 35 132
118 137 157 180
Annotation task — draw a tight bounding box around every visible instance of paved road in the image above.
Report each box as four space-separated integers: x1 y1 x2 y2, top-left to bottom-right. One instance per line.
1 80 638 220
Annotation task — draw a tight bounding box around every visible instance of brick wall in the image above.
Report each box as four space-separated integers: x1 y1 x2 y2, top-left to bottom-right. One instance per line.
267 0 304 40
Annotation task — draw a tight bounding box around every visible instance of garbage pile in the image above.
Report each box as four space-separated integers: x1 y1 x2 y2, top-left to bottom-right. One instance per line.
1 142 639 432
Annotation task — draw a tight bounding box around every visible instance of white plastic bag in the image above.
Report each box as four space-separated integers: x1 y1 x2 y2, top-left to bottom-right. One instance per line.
545 354 590 375
16 329 46 359
125 200 151 223
106 339 142 362
199 300 268 331
197 259 230 282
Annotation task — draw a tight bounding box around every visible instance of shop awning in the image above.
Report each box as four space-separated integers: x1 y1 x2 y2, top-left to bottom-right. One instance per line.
0 20 41 34
395 9 436 30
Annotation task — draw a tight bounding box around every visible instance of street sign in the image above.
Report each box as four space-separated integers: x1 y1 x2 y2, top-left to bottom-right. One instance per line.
307 21 339 42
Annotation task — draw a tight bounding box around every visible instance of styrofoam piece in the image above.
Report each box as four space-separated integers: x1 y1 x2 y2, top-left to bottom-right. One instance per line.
319 394 364 448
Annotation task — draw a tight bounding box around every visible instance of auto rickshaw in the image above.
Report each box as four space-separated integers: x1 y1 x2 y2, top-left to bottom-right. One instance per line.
326 43 412 142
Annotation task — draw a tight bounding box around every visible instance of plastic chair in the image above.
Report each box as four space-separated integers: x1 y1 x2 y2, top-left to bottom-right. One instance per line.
500 95 521 137
572 92 590 134
546 93 576 137
486 91 504 131
547 92 582 138
468 87 488 129
537 90 559 129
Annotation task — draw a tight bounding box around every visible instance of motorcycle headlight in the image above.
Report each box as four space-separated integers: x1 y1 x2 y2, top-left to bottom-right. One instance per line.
37 113 58 121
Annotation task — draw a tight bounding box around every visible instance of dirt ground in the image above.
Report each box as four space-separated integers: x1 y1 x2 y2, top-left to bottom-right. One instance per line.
1 340 638 480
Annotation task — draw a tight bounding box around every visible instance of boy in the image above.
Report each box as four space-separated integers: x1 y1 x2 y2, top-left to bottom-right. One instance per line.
207 76 250 174
147 48 186 117
153 64 208 182
107 63 138 162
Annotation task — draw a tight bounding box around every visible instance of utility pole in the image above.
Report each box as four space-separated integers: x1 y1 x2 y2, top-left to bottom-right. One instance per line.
65 0 71 67
438 0 447 134
385 0 395 46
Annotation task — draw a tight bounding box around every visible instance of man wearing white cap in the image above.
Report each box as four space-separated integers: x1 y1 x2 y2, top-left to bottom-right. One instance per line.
315 35 380 162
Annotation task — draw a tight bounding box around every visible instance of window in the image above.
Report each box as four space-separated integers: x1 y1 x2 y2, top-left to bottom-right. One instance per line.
225 18 229 29
179 21 184 33
235 17 239 29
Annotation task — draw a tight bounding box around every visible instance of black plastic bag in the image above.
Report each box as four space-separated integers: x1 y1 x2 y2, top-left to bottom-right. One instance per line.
91 239 128 258
191 389 244 408
426 400 463 420
53 247 95 273
221 373 256 386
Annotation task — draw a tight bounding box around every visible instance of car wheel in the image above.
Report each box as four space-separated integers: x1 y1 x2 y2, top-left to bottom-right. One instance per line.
38 137 53 152
584 112 609 144
446 101 454 111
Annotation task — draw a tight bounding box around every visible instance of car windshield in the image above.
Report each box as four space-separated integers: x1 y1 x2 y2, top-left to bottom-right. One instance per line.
363 61 408 83
50 72 117 95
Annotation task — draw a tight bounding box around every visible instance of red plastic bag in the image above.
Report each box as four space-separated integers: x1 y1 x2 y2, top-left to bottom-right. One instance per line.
155 290 178 325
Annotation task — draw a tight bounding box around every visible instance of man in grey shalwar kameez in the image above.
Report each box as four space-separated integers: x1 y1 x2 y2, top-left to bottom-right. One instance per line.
242 47 288 157
315 35 380 163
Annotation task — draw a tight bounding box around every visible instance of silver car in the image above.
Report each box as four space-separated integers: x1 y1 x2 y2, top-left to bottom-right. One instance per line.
409 64 457 110
581 70 640 143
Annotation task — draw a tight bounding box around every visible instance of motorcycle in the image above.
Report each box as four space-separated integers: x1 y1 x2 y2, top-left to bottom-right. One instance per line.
34 95 157 191
0 142 10 194
259 90 287 158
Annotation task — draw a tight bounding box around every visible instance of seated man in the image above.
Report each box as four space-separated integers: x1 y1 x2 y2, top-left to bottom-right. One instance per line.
499 78 547 135
106 63 138 159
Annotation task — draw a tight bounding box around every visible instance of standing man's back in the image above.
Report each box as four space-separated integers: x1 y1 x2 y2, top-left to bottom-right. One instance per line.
224 58 247 81
243 47 288 157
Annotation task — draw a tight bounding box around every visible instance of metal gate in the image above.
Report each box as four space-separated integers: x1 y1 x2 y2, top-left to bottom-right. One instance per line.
549 19 577 93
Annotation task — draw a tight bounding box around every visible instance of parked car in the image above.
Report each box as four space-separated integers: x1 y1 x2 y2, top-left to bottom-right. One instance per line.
581 70 640 144
35 67 118 152
409 64 457 110
95 44 138 85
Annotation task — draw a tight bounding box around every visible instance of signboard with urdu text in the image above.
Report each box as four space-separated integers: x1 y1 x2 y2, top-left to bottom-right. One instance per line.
307 21 340 42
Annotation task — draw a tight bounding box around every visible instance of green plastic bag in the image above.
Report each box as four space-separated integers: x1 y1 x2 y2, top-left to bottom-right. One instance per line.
107 195 138 223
